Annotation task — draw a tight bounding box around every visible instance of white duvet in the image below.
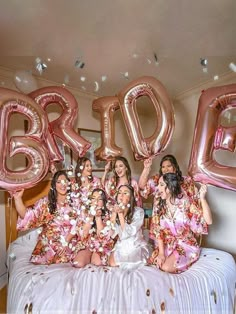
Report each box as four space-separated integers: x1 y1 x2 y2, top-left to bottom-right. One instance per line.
7 229 236 314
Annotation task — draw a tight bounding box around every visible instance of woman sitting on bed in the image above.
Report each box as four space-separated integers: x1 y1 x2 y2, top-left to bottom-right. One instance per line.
149 173 212 273
72 188 114 267
109 184 149 269
12 170 79 265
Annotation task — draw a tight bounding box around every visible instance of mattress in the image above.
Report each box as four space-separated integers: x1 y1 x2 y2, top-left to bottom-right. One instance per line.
7 229 236 314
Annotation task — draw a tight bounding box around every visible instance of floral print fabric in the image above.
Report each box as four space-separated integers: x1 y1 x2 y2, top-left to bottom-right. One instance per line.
104 177 143 207
17 197 79 265
149 195 207 272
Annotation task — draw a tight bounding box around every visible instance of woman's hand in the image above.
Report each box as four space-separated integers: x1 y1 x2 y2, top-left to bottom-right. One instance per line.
114 203 124 214
143 157 153 169
156 253 166 267
12 189 24 200
199 184 207 200
104 161 112 173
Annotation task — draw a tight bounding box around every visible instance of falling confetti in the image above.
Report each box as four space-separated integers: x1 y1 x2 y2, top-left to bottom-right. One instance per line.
146 289 150 296
211 290 217 304
169 288 174 297
160 301 165 313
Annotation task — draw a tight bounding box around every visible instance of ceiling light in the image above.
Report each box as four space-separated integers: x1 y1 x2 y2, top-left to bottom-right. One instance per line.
47 58 51 62
147 58 152 64
202 67 208 73
80 76 86 82
213 75 219 80
229 62 236 72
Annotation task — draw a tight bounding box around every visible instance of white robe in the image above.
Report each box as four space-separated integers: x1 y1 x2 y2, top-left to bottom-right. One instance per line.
113 207 149 269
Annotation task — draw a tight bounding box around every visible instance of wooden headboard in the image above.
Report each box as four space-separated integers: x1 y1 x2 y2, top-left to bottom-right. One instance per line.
5 180 51 249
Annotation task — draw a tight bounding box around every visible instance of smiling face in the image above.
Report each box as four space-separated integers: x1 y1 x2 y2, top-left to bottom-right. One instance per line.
82 159 92 177
56 174 69 196
91 190 104 208
114 160 127 178
161 160 176 175
117 185 131 206
157 176 170 200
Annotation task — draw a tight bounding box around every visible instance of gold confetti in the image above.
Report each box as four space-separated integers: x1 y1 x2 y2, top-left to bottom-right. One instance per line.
160 301 165 313
169 288 174 297
24 304 28 314
211 290 217 304
146 289 150 296
28 303 33 314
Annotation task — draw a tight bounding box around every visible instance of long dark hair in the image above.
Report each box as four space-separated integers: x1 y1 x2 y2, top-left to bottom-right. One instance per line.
48 170 71 214
112 156 131 187
159 154 184 184
90 188 108 229
115 184 135 225
158 172 183 214
75 157 93 186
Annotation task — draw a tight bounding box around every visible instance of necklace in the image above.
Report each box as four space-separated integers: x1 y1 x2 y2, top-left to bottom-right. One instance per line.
166 200 176 218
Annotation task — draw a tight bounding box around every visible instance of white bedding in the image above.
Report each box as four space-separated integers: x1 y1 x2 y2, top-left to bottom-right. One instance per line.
7 229 236 314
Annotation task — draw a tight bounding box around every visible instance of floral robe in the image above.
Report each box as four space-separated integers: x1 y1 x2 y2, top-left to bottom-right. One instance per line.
140 175 208 240
17 197 79 265
104 177 143 207
149 195 207 273
86 212 115 265
70 176 101 211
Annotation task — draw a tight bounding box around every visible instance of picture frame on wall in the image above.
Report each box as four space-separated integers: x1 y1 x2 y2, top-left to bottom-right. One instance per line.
78 128 106 172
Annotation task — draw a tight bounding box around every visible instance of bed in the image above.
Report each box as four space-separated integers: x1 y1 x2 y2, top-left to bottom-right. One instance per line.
7 228 236 314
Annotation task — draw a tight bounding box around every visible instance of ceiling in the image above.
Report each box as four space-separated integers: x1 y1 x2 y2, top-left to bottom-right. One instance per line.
0 0 235 98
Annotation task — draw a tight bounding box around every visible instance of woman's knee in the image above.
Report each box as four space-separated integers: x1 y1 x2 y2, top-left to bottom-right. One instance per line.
160 263 176 273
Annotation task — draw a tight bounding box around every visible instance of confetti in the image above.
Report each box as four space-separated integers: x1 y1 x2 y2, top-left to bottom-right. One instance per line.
169 288 174 297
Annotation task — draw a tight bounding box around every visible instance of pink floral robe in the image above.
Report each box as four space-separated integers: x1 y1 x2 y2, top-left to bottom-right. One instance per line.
17 197 79 265
70 176 101 210
104 177 142 207
140 175 208 240
149 194 208 273
86 212 115 265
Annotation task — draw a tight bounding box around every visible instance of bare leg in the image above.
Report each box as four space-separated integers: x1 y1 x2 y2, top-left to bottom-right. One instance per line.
91 252 102 266
72 249 92 268
160 254 177 273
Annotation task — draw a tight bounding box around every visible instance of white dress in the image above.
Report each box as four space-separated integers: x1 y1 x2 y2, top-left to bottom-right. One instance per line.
112 207 149 269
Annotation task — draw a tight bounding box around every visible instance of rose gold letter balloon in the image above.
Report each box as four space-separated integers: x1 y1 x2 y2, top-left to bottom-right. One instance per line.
188 84 236 191
30 87 91 158
0 88 49 191
92 96 123 160
118 76 175 160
